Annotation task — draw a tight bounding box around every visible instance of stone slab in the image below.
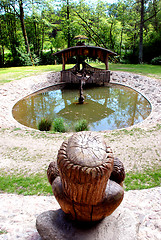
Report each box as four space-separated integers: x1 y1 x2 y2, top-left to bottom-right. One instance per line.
36 208 137 240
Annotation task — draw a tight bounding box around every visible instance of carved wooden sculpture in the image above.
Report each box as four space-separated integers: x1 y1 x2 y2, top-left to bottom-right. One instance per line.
47 132 125 222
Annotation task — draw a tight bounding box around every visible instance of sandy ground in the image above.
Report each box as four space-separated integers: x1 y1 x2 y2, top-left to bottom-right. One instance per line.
0 71 161 240
0 125 161 176
0 71 161 175
0 187 161 240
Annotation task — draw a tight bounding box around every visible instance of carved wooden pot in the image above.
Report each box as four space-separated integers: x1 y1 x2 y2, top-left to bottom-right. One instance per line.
48 132 125 221
57 132 114 205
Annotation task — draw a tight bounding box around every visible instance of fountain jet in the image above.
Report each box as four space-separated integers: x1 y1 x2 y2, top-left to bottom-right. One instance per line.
78 78 85 104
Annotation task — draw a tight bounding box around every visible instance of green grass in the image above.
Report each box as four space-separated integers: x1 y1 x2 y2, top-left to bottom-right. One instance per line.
124 168 161 191
0 173 52 195
0 63 161 195
74 119 89 132
0 229 8 235
0 64 73 84
52 118 68 133
91 62 161 79
0 62 161 85
0 167 160 195
38 118 52 131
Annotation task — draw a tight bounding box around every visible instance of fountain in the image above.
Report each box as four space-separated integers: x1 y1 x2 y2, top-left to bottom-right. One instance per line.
12 43 151 131
10 42 150 239
79 78 85 104
12 83 151 131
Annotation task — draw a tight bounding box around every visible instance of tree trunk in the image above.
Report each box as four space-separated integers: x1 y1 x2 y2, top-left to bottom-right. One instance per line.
80 24 101 46
5 7 18 59
109 21 114 49
18 0 34 65
67 0 70 48
76 11 107 48
132 23 137 54
139 0 144 64
2 45 4 65
119 27 123 57
153 0 158 32
0 46 2 67
33 20 38 54
41 22 45 55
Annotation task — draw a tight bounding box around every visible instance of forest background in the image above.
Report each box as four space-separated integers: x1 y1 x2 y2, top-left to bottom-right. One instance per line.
0 0 161 67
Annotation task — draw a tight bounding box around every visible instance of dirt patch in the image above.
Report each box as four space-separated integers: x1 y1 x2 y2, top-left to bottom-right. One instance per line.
0 125 161 175
0 71 161 175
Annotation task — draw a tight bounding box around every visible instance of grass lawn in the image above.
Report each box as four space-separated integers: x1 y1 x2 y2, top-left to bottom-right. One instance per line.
0 64 72 85
91 62 161 79
0 63 160 195
0 166 160 195
0 62 161 85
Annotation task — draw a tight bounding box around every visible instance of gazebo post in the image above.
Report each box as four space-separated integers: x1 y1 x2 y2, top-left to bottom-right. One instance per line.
62 53 65 71
54 46 116 83
105 54 109 70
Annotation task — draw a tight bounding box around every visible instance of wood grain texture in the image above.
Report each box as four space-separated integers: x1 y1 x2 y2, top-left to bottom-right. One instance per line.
110 158 125 184
57 132 114 205
48 132 125 221
52 177 124 221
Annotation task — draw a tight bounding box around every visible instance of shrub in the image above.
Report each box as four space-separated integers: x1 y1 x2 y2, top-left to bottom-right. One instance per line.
151 56 161 65
74 119 89 132
39 51 55 65
38 118 52 131
52 118 67 133
122 50 139 64
16 47 39 66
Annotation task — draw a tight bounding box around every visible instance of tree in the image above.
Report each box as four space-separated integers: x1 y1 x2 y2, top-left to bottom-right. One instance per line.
18 0 33 62
0 0 20 64
0 11 7 65
0 0 161 66
0 0 34 65
139 0 144 63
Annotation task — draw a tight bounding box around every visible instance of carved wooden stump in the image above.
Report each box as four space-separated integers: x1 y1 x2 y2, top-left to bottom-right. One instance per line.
47 132 125 222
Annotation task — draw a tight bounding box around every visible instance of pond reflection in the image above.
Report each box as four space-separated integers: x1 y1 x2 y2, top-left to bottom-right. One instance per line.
12 84 151 131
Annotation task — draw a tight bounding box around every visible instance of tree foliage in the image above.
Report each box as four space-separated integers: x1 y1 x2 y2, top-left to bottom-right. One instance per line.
0 0 161 66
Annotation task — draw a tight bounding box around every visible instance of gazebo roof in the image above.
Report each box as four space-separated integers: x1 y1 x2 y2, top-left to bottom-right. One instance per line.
53 45 117 64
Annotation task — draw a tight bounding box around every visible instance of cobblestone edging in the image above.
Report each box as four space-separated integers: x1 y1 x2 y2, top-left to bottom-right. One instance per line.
0 71 61 129
0 70 161 129
110 71 161 128
0 187 160 240
0 71 161 239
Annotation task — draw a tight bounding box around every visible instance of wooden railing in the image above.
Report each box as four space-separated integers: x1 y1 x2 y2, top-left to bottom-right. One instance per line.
61 63 110 85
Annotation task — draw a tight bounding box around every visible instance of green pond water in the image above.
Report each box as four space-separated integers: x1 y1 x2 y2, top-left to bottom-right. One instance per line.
12 84 151 131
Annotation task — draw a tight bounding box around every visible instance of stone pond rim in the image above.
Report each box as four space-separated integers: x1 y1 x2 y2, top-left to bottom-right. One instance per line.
12 84 151 131
5 71 160 131
11 44 152 131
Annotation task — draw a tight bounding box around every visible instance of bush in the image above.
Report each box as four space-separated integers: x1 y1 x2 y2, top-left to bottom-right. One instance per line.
52 118 67 133
74 119 89 132
4 47 40 67
16 47 39 66
143 36 161 63
38 118 52 131
39 51 55 65
151 56 161 65
122 50 139 64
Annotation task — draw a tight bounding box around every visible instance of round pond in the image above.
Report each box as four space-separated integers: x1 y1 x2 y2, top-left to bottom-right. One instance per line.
12 84 151 131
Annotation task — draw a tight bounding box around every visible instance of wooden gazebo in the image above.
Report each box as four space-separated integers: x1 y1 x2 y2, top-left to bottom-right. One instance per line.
53 45 117 85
